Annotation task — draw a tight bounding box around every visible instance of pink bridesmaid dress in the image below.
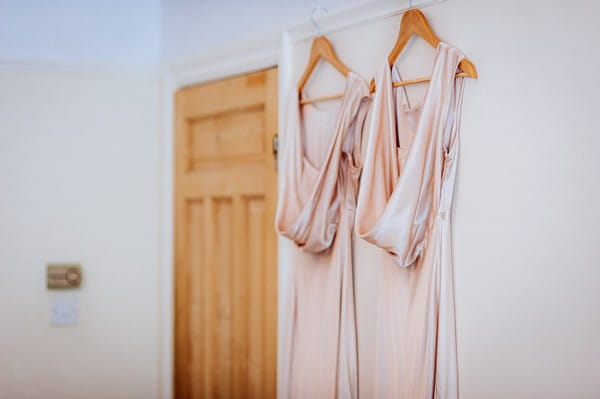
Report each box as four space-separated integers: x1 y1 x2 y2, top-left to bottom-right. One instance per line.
276 73 370 398
356 43 467 398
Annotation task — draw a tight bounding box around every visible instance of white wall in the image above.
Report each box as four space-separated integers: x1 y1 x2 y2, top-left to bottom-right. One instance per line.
0 0 161 68
0 68 161 398
280 0 600 398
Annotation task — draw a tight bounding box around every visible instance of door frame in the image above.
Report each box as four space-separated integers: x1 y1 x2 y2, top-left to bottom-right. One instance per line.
158 2 444 397
159 33 281 399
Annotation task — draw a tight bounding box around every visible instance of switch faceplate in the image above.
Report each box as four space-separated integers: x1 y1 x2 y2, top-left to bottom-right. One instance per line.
47 264 82 289
50 298 78 326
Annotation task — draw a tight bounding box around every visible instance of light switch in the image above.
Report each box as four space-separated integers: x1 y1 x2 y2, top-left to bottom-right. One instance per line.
50 298 78 326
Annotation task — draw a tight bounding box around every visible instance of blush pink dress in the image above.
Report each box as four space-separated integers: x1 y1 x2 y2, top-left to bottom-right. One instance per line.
355 43 466 398
276 73 370 399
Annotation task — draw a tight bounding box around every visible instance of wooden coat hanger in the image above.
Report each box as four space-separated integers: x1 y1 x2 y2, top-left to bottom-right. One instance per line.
376 7 477 91
297 36 351 104
298 7 351 105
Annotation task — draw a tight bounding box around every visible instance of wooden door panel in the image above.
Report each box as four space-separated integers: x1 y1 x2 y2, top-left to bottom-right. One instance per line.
175 68 277 399
189 105 265 164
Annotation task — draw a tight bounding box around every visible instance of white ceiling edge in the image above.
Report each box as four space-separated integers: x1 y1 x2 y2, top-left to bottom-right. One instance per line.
164 0 446 89
285 0 445 42
0 58 160 81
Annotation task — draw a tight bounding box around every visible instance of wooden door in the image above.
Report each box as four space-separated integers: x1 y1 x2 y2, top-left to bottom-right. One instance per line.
174 68 278 399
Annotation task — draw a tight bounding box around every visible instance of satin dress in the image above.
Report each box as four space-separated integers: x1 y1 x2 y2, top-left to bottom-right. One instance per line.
355 43 466 398
276 73 370 398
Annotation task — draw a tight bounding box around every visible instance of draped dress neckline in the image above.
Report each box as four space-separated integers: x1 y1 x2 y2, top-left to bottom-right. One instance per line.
355 41 465 267
277 71 370 253
390 42 445 138
296 72 365 173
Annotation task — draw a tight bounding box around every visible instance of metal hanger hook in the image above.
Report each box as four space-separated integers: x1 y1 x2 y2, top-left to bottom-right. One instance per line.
310 6 329 35
408 0 414 8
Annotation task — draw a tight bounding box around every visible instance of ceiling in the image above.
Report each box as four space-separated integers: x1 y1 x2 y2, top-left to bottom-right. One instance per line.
0 0 372 69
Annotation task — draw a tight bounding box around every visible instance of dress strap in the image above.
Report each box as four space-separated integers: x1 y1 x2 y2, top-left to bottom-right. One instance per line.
391 65 412 109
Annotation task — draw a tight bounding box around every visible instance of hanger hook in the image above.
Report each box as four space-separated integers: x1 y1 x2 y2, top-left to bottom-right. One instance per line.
310 6 329 35
408 0 414 8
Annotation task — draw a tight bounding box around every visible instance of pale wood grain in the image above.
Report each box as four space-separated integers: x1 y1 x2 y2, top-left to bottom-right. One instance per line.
175 68 278 398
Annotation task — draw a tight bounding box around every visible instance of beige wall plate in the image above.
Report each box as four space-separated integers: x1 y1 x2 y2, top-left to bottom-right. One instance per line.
47 264 82 289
